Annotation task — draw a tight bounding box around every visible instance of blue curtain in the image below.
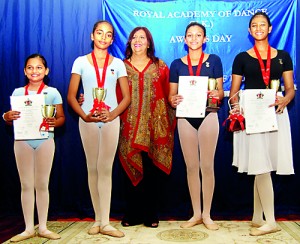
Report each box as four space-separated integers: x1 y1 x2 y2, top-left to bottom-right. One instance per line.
0 0 299 219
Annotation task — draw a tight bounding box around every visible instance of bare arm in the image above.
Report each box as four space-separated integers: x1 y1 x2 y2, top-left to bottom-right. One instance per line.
46 103 65 128
272 70 295 113
168 82 183 108
229 74 243 112
209 77 224 101
67 73 97 122
2 110 20 125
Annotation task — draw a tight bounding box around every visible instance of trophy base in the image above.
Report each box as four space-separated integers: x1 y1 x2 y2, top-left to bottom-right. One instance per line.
206 106 220 112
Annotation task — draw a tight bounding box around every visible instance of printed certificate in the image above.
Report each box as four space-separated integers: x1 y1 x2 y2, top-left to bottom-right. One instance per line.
242 89 278 134
10 94 47 140
176 76 208 118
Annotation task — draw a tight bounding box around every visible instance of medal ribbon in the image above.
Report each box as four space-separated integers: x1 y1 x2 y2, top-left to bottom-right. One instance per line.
24 82 50 132
90 51 110 113
91 51 109 88
24 82 45 95
253 45 271 88
187 52 204 76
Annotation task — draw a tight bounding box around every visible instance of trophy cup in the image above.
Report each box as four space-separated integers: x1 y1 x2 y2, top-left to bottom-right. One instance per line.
93 87 107 102
270 79 280 92
91 88 109 115
207 78 219 111
270 79 280 110
41 105 56 132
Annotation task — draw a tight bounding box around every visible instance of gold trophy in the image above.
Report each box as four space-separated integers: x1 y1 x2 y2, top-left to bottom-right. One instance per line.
42 105 56 118
93 87 107 102
91 88 107 116
41 105 56 131
270 79 280 111
270 79 280 92
207 78 219 111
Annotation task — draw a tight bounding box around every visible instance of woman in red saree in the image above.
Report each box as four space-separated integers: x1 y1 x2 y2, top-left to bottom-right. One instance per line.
118 27 176 228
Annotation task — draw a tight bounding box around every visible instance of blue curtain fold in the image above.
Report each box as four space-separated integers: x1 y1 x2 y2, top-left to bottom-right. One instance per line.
0 0 299 219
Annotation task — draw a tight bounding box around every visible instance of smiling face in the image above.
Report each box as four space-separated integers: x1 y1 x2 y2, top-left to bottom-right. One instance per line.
249 15 272 41
184 25 207 50
91 21 114 50
130 29 149 55
24 57 49 84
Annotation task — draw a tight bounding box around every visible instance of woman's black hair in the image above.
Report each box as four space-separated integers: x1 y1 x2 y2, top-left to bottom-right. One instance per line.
125 26 159 64
249 11 272 28
185 22 206 37
90 20 114 49
24 53 49 85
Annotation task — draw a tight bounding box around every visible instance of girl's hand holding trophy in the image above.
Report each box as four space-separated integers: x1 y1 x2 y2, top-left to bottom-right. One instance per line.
40 104 56 131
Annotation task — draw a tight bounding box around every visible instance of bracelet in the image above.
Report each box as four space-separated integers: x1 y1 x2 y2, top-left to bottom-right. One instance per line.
2 112 7 121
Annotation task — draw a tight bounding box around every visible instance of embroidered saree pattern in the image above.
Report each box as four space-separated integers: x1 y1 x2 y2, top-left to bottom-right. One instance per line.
119 59 176 186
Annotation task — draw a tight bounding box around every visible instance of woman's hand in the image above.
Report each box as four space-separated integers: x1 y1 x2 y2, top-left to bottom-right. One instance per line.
45 117 56 127
99 108 111 122
229 103 241 114
270 95 290 114
78 93 84 106
170 94 183 108
208 89 220 100
83 108 111 123
3 110 20 122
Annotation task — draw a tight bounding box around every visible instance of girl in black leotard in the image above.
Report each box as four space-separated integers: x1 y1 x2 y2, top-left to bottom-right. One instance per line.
169 22 224 231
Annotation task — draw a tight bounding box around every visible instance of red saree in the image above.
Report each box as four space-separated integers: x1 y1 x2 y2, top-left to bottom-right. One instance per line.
118 59 176 186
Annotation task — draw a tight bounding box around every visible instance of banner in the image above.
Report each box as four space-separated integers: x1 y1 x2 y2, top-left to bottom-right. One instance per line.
102 0 297 91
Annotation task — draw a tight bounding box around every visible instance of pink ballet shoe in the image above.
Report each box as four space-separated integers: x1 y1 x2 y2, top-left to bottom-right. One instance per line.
180 219 202 228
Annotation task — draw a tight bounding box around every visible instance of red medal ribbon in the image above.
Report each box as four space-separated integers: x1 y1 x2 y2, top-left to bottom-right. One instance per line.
222 113 245 132
90 51 110 113
211 97 220 105
90 99 110 114
91 51 109 88
187 52 204 76
39 118 50 131
253 45 271 88
24 82 45 95
24 82 50 132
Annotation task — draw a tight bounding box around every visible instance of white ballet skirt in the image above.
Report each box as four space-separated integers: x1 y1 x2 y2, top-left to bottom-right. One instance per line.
232 92 294 175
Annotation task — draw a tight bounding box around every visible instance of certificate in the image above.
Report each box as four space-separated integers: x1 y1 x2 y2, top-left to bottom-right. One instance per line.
176 76 208 118
242 89 278 134
10 94 48 140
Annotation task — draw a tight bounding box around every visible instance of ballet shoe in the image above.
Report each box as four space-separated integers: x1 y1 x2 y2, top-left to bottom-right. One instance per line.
99 225 125 238
251 221 266 228
10 232 35 242
250 225 281 236
203 222 219 230
202 218 219 230
88 226 100 235
180 219 202 228
38 231 61 240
